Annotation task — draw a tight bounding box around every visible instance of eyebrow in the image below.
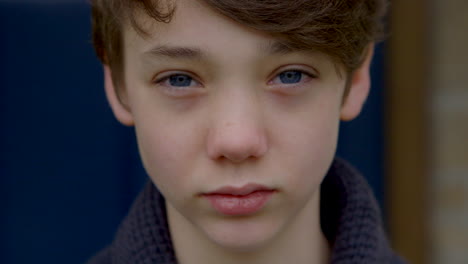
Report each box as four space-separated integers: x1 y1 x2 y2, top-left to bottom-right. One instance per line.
142 40 298 61
260 40 297 55
143 45 205 60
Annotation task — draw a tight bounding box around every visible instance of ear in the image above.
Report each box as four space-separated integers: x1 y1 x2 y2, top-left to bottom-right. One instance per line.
340 45 374 121
104 65 134 126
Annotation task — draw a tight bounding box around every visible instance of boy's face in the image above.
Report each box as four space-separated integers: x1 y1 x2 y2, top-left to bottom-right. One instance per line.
105 0 371 251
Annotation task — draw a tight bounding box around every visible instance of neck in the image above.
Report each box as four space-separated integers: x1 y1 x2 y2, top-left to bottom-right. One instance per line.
168 190 330 264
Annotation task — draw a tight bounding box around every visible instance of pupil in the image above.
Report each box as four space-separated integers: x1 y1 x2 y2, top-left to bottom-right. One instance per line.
280 71 302 84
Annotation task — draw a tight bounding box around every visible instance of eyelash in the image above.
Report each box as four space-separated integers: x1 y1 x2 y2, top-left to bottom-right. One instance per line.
269 69 317 85
152 67 318 96
154 72 199 86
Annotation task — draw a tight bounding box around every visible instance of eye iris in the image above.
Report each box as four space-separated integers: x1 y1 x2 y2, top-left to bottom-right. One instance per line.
169 75 192 87
279 71 302 84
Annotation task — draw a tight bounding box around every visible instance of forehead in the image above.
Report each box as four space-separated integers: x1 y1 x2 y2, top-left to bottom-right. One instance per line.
124 0 274 51
121 0 340 75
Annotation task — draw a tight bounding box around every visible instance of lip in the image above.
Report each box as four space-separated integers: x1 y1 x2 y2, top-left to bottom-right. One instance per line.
202 184 276 216
206 183 274 196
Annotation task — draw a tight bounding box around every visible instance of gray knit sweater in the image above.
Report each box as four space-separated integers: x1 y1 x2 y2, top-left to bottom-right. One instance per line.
87 158 407 264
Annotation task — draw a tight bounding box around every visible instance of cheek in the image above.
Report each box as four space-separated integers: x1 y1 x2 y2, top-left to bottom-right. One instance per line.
282 122 338 193
131 107 205 200
135 124 186 190
137 126 180 169
125 77 205 194
269 91 341 193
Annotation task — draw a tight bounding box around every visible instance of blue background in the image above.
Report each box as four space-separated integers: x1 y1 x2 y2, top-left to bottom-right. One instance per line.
0 2 385 263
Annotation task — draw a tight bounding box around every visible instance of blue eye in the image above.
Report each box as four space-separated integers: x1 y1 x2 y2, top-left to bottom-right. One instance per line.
154 72 204 97
278 70 303 84
167 74 194 87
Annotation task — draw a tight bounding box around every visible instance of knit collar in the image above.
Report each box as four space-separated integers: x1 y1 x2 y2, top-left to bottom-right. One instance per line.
108 158 403 264
320 158 402 263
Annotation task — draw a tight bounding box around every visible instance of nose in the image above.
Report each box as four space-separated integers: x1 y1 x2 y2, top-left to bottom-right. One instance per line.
206 96 268 163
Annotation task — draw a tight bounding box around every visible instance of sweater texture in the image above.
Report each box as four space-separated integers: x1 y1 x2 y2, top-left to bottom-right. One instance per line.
87 158 407 264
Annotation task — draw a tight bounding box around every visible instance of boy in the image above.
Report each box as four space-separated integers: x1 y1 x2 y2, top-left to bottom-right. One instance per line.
88 0 406 263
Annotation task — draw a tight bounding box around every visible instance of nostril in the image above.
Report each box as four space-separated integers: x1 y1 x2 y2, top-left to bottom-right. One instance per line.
222 149 254 163
206 130 268 163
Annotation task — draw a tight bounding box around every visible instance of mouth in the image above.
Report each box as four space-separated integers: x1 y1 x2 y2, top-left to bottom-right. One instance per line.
202 184 276 216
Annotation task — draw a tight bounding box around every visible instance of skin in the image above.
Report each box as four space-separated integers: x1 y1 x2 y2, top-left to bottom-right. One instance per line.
103 0 373 263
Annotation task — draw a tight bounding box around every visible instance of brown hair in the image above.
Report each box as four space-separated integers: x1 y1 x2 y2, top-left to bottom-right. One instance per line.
91 0 387 86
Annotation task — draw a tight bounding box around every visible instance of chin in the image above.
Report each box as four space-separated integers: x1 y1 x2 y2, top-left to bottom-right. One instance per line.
202 215 282 252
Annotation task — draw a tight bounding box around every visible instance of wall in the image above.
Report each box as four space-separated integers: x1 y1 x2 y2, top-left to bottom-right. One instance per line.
431 0 468 263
